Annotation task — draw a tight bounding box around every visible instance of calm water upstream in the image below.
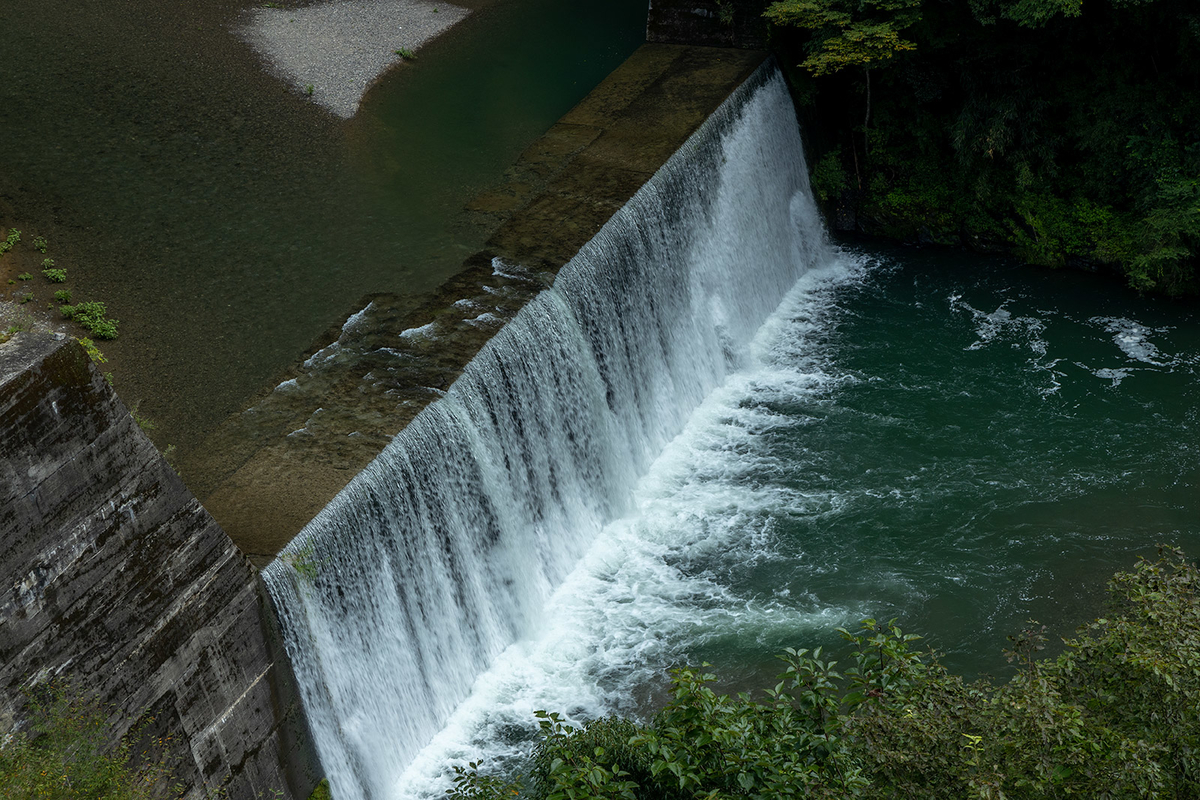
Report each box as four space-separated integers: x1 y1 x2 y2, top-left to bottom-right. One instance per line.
0 0 646 456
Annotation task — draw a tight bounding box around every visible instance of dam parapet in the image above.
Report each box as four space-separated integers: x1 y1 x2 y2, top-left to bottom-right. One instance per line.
185 44 767 564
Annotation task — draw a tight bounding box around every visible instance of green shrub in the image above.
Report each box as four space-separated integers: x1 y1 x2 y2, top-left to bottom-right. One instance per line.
43 267 67 283
61 301 119 339
54 289 72 304
810 149 848 205
17 272 32 281
394 48 416 60
0 683 157 800
0 228 20 255
32 235 48 253
451 547 1200 800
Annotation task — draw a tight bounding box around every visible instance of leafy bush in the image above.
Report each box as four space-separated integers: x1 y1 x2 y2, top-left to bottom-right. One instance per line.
450 547 1200 799
0 228 20 255
60 301 118 339
54 289 72 304
0 683 156 800
78 337 107 365
810 149 848 205
32 235 48 253
43 268 67 283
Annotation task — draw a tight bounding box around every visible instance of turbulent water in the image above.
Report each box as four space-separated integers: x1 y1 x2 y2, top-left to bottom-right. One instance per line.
264 65 829 800
265 64 1200 800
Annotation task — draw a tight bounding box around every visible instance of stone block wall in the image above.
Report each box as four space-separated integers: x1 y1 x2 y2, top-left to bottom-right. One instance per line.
0 333 318 800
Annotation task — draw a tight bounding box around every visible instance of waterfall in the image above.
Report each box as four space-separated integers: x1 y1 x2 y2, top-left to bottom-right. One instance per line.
263 63 833 800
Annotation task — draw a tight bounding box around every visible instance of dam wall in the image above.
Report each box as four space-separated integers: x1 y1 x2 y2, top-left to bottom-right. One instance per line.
187 43 767 563
0 333 318 800
265 60 820 799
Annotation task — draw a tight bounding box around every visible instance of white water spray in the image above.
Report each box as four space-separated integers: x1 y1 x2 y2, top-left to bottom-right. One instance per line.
264 65 834 800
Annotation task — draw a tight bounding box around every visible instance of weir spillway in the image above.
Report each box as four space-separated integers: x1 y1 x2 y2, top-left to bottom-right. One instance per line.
264 64 835 799
187 44 766 564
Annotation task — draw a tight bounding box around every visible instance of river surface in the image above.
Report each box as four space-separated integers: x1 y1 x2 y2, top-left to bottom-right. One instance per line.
5 5 1198 796
0 0 646 456
393 244 1200 796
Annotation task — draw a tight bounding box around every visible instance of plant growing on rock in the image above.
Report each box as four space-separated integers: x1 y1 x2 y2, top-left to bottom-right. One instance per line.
0 228 20 255
0 682 159 799
61 300 119 339
78 337 107 365
130 401 155 432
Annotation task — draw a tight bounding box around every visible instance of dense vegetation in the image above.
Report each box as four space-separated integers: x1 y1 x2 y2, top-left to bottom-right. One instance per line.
0 685 158 800
448 547 1200 798
0 683 333 799
764 0 1200 295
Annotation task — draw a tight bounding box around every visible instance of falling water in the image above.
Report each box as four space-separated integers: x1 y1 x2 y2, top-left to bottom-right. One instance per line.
264 64 835 800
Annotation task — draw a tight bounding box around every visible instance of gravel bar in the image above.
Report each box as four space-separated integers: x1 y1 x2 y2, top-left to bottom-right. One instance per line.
239 0 470 118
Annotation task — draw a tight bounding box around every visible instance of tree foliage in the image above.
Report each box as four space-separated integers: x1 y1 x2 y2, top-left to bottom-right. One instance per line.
769 0 1200 294
448 547 1200 799
764 0 922 75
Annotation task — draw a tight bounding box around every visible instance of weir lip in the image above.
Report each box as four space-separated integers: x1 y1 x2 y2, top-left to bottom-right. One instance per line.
184 43 766 565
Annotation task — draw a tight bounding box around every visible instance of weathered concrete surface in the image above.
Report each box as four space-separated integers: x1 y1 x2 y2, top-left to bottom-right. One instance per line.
183 43 767 564
0 333 319 800
647 0 770 49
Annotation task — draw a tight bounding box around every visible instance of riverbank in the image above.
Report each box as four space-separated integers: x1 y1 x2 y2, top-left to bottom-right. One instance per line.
771 0 1200 297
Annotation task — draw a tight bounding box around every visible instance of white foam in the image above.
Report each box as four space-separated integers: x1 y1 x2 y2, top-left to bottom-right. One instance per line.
393 258 870 798
1091 316 1168 365
265 68 841 800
